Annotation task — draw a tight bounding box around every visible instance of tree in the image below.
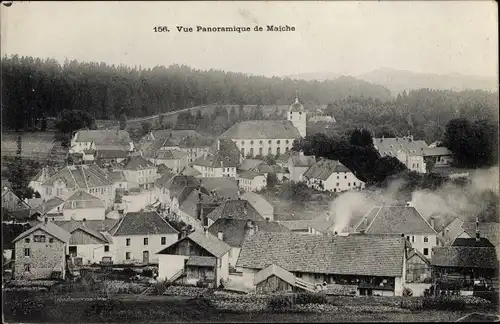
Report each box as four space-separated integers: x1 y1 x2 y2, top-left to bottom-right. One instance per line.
371 156 408 183
119 113 127 130
40 114 48 131
266 173 278 188
141 121 152 136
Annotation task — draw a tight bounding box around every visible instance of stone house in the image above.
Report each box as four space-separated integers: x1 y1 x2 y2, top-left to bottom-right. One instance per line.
302 158 365 192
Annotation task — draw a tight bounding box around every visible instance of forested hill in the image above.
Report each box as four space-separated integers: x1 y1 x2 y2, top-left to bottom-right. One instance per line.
1 55 392 130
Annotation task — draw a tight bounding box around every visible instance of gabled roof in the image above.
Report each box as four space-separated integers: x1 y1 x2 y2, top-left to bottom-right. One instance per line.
156 164 173 174
110 211 178 236
236 232 407 277
165 175 201 198
280 219 335 233
373 137 429 157
154 171 177 188
238 171 265 180
54 219 119 232
42 165 114 189
452 237 495 248
254 264 296 286
179 188 212 217
96 148 130 159
205 199 265 222
364 206 437 235
107 170 127 182
193 152 239 168
208 218 290 247
122 155 156 170
157 229 231 258
211 139 242 164
13 221 71 243
437 217 465 246
155 150 189 160
35 197 65 215
221 120 301 140
407 248 430 265
240 192 273 216
462 222 500 248
432 246 499 269
62 191 105 210
179 136 214 148
289 155 316 167
181 167 202 177
56 220 109 243
31 167 58 184
75 130 132 145
238 159 266 171
198 177 239 200
303 159 352 181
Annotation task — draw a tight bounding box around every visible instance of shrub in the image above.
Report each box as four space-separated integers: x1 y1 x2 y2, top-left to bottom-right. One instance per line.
267 294 294 310
295 292 328 305
402 287 413 297
152 280 170 295
422 295 467 310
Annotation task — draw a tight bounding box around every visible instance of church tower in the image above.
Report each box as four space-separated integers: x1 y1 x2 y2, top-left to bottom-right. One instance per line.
287 92 307 137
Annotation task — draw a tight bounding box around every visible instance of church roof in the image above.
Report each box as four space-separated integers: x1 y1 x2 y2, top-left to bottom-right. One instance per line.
289 97 304 112
221 120 301 140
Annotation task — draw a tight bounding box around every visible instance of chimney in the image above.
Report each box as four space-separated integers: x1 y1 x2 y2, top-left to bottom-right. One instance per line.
405 201 412 207
245 220 256 237
82 218 86 227
396 137 399 142
266 217 270 222
430 216 435 230
217 231 224 241
476 217 480 242
220 161 223 168
203 226 208 237
217 139 220 151
326 212 330 222
44 217 48 225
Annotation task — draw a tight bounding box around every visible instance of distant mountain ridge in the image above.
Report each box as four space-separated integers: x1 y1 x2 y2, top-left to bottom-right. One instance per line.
286 68 498 96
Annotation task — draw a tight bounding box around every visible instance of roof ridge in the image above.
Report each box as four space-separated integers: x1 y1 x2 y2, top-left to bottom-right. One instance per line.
364 206 383 233
81 165 90 190
67 165 80 189
413 207 438 234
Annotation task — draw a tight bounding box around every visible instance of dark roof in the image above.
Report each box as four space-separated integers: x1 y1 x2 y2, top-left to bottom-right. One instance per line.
42 165 114 188
166 176 201 199
156 164 173 174
122 155 156 170
432 247 499 269
107 170 127 182
193 152 239 168
254 264 296 286
155 150 189 160
236 232 407 277
179 189 212 217
54 219 119 232
462 222 500 247
110 211 178 236
179 136 214 148
238 159 265 171
289 155 316 167
211 139 242 164
238 171 265 180
452 237 495 248
154 171 177 188
208 218 290 247
364 206 436 235
158 229 231 258
57 220 109 243
205 200 265 222
303 159 351 180
422 147 452 157
221 120 301 140
186 255 217 267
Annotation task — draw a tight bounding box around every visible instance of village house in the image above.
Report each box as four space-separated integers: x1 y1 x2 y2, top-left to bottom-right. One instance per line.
270 164 288 182
172 186 212 231
288 154 317 183
236 232 410 296
153 170 178 207
240 192 274 221
30 197 66 220
406 248 431 284
354 203 438 258
56 220 113 267
192 141 239 178
69 130 134 155
39 164 116 210
2 187 32 220
302 158 365 192
208 218 290 267
422 146 453 170
156 228 231 288
237 159 273 175
12 218 71 280
438 218 500 249
94 144 131 164
197 177 240 200
109 211 178 264
148 149 189 174
120 155 158 190
107 170 128 196
204 199 266 227
156 175 200 209
373 136 429 173
180 166 202 177
28 166 58 196
211 138 244 166
237 172 267 192
61 190 106 221
253 264 297 294
308 114 336 123
280 219 335 235
221 98 306 158
275 150 295 169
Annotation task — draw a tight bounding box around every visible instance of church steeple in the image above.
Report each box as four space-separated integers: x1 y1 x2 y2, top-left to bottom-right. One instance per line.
288 93 307 137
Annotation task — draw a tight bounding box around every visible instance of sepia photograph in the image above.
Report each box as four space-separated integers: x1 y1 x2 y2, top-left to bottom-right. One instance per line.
1 1 499 322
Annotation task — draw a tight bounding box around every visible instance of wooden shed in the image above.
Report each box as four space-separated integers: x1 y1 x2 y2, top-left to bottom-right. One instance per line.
254 264 296 294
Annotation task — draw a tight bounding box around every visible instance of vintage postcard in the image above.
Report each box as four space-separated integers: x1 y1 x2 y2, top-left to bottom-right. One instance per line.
1 1 499 323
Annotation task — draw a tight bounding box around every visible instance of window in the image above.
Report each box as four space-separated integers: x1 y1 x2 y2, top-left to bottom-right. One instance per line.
126 252 131 260
416 163 419 167
337 176 339 179
423 236 428 243
423 248 429 256
24 248 30 257
406 236 410 241
34 235 46 243
25 238 30 243
268 140 272 144
296 272 303 278
24 264 31 272
49 238 54 243
336 183 339 187
348 183 351 186
344 176 347 179
411 236 415 243
277 140 281 144
104 245 110 252
161 237 166 245
126 238 131 246
144 238 149 245
353 182 356 186
314 274 322 280
250 141 254 145
259 140 263 145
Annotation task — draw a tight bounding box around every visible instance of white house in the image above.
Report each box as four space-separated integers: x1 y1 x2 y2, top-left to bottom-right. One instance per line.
109 211 179 264
29 166 57 196
288 154 316 182
149 150 189 174
373 136 428 173
61 190 106 221
156 228 231 288
302 158 365 192
422 147 453 169
354 203 438 258
221 98 306 158
70 130 134 155
120 155 158 190
237 172 267 192
192 146 239 178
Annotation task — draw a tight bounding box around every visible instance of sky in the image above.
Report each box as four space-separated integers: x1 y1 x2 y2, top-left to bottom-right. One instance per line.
1 1 498 78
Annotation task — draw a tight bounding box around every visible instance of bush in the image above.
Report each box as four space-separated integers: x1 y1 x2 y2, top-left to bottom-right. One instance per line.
152 280 170 295
267 294 294 310
295 292 328 305
422 295 467 310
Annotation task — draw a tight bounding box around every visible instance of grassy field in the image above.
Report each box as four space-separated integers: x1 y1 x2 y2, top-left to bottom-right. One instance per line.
3 291 473 323
1 131 58 159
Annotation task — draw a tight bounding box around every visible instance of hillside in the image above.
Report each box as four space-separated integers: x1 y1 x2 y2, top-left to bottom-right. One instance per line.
358 68 498 95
